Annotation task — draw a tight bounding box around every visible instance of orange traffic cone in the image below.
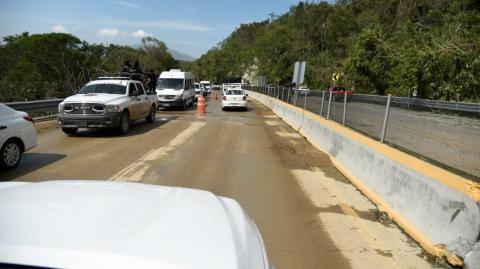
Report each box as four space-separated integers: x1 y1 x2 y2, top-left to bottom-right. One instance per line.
197 95 206 115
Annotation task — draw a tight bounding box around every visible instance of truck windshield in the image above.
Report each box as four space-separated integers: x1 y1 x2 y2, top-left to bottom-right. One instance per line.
78 84 126 94
157 79 184 90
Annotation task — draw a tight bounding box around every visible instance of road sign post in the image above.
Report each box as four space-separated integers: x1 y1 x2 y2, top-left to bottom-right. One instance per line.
292 61 306 107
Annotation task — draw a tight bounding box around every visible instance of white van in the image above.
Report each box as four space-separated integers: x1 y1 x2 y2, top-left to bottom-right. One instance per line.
200 81 212 94
156 69 195 109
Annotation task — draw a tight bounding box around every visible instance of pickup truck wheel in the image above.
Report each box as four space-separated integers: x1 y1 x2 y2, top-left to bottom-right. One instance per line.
182 100 187 110
146 105 156 123
61 127 78 135
0 139 23 171
119 111 130 135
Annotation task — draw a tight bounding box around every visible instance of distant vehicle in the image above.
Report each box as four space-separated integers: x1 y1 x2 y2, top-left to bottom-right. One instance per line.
58 76 158 135
298 86 311 95
0 180 273 269
0 104 37 170
222 88 248 111
222 83 242 93
200 81 212 94
156 69 195 109
326 86 353 101
194 83 206 100
212 84 221 91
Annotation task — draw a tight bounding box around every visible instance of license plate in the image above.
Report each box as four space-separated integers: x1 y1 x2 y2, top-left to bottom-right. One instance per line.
75 121 87 127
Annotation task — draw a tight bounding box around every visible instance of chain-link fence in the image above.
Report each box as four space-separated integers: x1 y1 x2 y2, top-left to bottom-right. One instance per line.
246 86 480 181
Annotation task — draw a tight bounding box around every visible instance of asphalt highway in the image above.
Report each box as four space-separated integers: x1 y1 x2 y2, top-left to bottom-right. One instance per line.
1 94 437 268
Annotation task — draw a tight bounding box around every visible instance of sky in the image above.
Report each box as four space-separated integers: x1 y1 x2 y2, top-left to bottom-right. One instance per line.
0 0 309 58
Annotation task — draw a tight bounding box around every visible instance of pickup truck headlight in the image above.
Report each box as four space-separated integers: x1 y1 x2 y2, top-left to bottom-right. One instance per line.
175 94 183 100
105 105 121 112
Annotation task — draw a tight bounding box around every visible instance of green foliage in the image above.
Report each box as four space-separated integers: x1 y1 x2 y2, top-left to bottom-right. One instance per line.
0 33 178 102
192 0 480 101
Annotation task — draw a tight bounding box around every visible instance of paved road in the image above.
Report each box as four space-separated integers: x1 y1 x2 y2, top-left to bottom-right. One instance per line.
295 93 480 180
1 94 436 268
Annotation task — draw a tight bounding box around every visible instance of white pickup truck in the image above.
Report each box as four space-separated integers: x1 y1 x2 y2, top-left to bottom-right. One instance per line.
58 77 158 135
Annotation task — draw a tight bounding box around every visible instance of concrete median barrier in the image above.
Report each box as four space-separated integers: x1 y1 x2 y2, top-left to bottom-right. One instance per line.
246 90 480 268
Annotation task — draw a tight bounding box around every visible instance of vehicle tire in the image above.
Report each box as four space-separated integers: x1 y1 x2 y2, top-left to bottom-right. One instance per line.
62 127 78 135
146 105 156 123
182 100 187 110
119 111 130 135
0 139 23 171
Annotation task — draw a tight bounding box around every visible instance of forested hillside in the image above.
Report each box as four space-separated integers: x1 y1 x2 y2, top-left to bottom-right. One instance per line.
191 0 480 101
0 34 177 102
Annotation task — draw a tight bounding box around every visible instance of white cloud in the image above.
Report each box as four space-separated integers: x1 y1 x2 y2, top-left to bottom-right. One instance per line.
52 25 67 33
104 17 214 32
97 28 120 37
114 1 140 9
132 29 152 38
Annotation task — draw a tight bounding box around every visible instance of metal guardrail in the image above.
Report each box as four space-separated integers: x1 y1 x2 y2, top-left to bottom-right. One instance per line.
351 94 480 113
247 86 480 181
4 99 63 119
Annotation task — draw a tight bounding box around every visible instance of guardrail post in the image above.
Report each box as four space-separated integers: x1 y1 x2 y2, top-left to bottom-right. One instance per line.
342 92 347 125
281 87 284 101
327 91 333 120
380 94 392 143
287 88 291 103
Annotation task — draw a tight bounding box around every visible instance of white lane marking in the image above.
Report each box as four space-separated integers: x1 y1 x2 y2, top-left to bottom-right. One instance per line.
109 121 206 181
265 120 280 126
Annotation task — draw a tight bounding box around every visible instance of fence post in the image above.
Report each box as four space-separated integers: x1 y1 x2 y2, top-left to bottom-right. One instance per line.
293 88 298 106
342 92 347 125
320 91 325 117
281 87 284 101
380 94 392 143
326 91 333 120
287 88 291 103
303 90 308 110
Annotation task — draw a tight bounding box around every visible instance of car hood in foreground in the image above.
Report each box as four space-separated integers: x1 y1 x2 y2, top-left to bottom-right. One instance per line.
0 181 269 269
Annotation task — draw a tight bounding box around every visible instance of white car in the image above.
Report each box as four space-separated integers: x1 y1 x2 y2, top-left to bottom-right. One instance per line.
298 86 311 95
0 104 37 170
0 180 272 269
222 88 248 111
194 83 206 100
